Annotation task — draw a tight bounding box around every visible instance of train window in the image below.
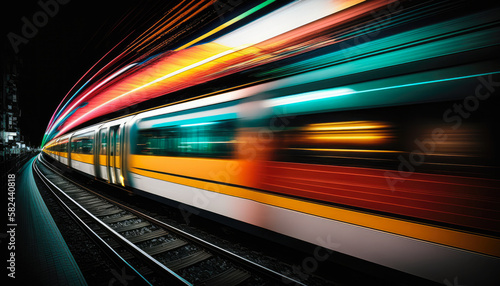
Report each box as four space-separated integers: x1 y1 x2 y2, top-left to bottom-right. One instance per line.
99 129 107 155
273 110 399 169
59 140 68 153
71 132 94 154
135 120 236 158
115 128 120 156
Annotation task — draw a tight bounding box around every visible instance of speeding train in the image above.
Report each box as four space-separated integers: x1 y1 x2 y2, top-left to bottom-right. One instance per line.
43 3 500 285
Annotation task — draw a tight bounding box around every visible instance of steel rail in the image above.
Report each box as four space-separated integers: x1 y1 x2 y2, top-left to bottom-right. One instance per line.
34 155 192 286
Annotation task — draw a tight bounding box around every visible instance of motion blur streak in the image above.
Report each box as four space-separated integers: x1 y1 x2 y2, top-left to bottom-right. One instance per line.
42 0 367 144
212 0 365 47
303 121 392 144
52 64 138 131
42 1 500 284
175 0 278 51
45 35 134 137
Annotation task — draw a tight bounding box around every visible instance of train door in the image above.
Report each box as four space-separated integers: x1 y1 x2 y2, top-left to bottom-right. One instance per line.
57 138 61 160
108 125 122 185
97 128 108 181
66 136 72 168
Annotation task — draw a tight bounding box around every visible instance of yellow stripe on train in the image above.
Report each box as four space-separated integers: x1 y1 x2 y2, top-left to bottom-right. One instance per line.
128 154 500 258
70 153 94 164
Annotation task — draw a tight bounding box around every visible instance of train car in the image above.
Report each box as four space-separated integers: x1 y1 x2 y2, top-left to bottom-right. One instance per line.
90 116 133 185
44 116 135 181
44 65 500 285
44 134 70 165
42 3 500 284
123 71 500 285
69 126 95 175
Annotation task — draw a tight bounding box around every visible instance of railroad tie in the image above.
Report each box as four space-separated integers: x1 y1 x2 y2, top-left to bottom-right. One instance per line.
164 251 213 272
113 221 151 232
144 239 188 256
127 229 169 244
202 268 251 286
101 214 137 224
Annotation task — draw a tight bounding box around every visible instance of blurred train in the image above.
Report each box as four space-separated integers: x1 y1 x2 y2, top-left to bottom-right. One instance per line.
43 2 500 285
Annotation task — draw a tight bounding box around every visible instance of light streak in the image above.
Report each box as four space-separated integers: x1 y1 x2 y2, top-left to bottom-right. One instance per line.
180 122 216 127
58 47 246 135
175 0 277 51
304 121 390 131
126 0 214 53
265 87 355 107
46 0 364 143
287 148 402 153
265 71 500 109
307 135 389 141
45 34 133 135
214 0 364 47
50 63 138 132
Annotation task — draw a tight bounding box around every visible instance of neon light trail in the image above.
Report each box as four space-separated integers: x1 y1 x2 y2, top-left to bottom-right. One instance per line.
40 1 500 284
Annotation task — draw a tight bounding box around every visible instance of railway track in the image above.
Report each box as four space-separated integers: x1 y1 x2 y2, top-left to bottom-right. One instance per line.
33 155 304 286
